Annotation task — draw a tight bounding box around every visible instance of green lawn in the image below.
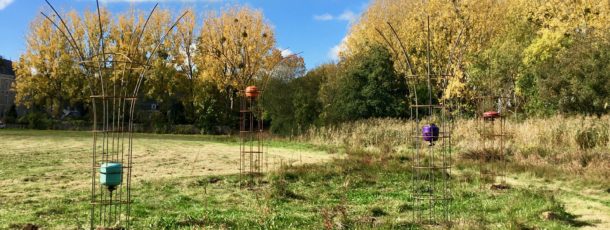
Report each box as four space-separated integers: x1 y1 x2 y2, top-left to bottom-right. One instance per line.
0 129 598 229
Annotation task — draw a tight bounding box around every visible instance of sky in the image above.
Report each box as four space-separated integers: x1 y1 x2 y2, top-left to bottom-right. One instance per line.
0 0 370 69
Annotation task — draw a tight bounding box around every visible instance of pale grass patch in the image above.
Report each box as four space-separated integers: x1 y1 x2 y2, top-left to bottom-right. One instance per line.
0 130 332 205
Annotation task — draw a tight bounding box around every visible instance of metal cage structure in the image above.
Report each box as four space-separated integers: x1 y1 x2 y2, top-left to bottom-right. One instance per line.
86 63 144 229
476 96 510 188
375 16 461 226
410 103 453 225
239 87 265 188
410 19 457 226
41 1 187 228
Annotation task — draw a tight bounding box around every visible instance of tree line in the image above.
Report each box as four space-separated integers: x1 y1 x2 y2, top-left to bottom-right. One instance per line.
12 5 299 133
343 0 610 117
9 0 610 134
263 0 610 134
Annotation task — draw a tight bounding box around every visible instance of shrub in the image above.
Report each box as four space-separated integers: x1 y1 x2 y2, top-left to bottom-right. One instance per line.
575 123 609 150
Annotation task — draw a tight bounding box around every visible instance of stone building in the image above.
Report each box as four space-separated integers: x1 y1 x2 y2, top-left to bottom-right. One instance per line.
0 58 16 118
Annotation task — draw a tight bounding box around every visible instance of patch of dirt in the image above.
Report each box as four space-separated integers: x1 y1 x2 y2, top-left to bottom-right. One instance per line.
22 224 39 230
95 227 124 230
540 211 559 220
490 183 511 190
208 177 222 183
8 223 39 230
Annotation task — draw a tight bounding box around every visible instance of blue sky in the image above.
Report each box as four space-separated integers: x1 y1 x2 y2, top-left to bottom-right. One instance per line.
0 0 369 69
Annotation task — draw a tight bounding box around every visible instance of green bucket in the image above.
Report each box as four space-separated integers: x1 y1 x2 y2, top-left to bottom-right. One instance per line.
100 162 123 190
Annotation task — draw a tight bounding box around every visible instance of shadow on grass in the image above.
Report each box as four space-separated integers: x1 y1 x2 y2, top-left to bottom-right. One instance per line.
547 210 594 227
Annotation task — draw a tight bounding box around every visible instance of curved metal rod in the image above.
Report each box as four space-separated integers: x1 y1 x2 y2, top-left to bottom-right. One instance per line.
374 27 413 98
42 0 95 95
260 52 303 97
120 3 159 93
40 11 95 96
132 10 190 97
96 0 108 97
383 22 419 118
131 3 159 57
39 12 82 61
43 0 86 61
374 28 399 57
387 22 416 76
117 3 158 116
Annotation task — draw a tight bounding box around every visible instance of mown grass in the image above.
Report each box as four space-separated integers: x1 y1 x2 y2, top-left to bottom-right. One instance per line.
1 131 583 229
0 129 331 229
130 154 587 229
0 128 600 229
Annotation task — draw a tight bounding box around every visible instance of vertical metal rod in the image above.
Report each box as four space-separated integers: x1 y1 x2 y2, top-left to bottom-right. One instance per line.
90 99 97 230
425 16 434 224
239 94 244 188
426 16 432 117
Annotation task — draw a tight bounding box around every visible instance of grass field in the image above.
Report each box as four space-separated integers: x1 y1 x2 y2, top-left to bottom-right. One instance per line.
0 129 608 229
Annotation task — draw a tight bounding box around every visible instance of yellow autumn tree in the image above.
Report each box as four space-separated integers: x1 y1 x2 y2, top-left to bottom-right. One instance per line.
14 6 188 118
13 13 86 118
344 0 610 109
170 8 198 120
343 0 511 101
197 5 276 93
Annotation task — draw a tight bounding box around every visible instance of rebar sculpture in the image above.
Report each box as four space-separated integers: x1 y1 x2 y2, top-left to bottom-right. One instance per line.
409 17 456 226
377 17 462 225
476 96 509 189
239 86 265 188
235 54 301 188
41 1 187 228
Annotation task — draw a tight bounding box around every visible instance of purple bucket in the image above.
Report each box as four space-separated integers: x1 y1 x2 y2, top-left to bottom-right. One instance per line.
422 124 440 142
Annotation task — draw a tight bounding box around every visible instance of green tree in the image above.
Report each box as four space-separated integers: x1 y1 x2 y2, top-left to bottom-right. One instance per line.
13 14 86 119
321 44 407 124
260 52 306 135
194 80 233 134
292 63 336 132
536 34 610 116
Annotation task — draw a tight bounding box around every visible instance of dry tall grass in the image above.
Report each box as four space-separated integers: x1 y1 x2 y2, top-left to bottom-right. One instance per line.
299 116 610 182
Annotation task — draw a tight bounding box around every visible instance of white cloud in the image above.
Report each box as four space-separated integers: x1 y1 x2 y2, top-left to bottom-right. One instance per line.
313 13 333 21
337 10 356 23
314 10 358 24
0 0 14 11
280 48 294 58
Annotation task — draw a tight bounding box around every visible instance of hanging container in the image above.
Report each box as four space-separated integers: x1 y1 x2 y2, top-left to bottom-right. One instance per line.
245 86 259 98
483 111 500 119
422 124 440 143
100 162 123 191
